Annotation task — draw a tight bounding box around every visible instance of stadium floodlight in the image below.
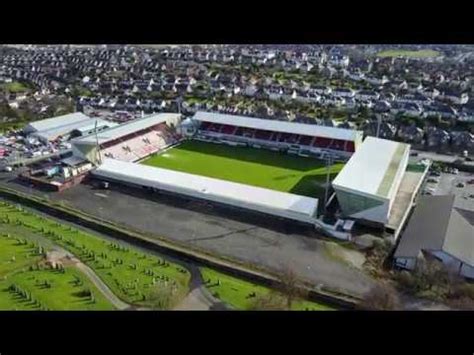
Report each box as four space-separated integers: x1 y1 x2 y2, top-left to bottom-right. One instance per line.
94 119 102 165
323 152 335 214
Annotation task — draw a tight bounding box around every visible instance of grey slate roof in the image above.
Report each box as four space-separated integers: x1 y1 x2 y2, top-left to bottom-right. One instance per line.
394 195 474 266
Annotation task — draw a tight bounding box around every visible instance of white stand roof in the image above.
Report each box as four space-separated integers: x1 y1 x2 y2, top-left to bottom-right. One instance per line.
93 158 319 224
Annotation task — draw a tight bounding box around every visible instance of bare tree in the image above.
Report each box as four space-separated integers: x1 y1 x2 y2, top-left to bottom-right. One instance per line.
248 291 287 311
147 284 184 310
358 283 401 310
276 265 308 310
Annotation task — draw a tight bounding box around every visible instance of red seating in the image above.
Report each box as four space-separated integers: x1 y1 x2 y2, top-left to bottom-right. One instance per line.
313 137 331 148
298 135 313 146
220 124 237 135
197 121 356 155
254 130 272 140
200 121 211 130
345 141 355 152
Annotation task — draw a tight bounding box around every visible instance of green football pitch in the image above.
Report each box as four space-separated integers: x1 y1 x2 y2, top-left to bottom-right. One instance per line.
141 140 344 199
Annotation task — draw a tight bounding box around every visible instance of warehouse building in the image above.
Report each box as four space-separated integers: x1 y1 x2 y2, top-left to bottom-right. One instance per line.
332 137 411 226
394 195 474 279
24 112 116 143
93 158 319 225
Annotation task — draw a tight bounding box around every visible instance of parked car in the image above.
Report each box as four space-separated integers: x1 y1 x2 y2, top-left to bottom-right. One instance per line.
456 182 465 188
427 178 439 183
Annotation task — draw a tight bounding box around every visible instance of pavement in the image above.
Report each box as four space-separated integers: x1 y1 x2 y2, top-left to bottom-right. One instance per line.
75 262 131 310
426 171 474 219
34 180 377 298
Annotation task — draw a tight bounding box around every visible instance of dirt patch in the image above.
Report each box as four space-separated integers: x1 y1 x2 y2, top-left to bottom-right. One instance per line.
45 249 79 267
323 242 366 270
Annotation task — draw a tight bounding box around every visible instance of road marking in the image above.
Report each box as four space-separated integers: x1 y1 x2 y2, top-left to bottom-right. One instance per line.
94 193 108 198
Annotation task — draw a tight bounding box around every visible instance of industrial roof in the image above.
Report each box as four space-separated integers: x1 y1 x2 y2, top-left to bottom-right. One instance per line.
94 158 319 220
73 113 179 145
61 155 87 166
332 137 409 198
394 195 474 266
71 121 118 135
32 117 115 141
193 111 362 141
26 112 92 133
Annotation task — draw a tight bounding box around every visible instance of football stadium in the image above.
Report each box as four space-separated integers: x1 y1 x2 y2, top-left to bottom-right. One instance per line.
70 111 423 238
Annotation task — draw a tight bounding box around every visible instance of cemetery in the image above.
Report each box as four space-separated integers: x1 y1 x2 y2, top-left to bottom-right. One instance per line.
0 200 191 309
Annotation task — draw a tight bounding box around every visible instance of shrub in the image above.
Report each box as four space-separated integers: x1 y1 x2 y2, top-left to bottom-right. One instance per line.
358 283 401 310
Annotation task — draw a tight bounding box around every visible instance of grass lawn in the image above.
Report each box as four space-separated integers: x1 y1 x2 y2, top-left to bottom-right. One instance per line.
1 81 29 93
0 233 113 310
0 201 191 308
200 268 334 311
377 49 440 58
142 140 344 199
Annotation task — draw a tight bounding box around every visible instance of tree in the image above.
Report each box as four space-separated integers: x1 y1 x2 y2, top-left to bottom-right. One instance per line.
248 292 287 311
358 283 401 310
147 284 184 310
276 266 308 310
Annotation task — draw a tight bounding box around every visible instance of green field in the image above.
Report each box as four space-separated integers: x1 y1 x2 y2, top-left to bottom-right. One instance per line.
0 81 29 93
377 49 440 58
0 233 113 310
142 140 344 199
0 201 191 308
200 268 334 310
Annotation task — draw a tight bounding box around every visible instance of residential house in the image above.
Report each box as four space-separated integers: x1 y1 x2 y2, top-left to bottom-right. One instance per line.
397 124 424 144
426 127 450 148
374 100 391 113
450 131 474 151
332 88 355 98
328 54 350 67
310 85 331 95
364 75 389 86
356 90 380 101
423 103 458 120
362 120 396 139
439 89 469 105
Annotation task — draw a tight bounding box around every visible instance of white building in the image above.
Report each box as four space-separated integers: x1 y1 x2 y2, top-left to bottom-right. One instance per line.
24 112 116 143
93 158 319 225
332 137 410 225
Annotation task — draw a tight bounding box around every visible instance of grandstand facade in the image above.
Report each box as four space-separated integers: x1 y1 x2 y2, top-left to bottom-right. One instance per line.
93 158 319 225
71 113 181 164
182 111 363 159
332 137 411 226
